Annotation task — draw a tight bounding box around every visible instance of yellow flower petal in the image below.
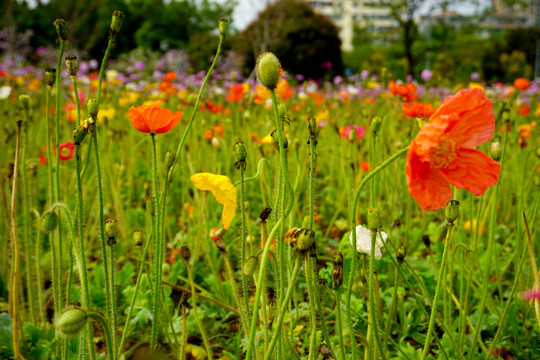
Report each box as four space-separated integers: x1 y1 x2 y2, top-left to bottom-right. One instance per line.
190 173 237 229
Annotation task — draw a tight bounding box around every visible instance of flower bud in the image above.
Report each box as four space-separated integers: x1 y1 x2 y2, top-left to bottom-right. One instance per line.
319 344 332 359
146 196 156 216
332 266 343 290
397 245 406 264
257 52 281 89
41 211 58 233
45 68 56 87
56 308 88 337
278 103 287 117
54 19 68 41
105 219 118 244
308 117 318 138
218 17 228 36
215 238 227 253
422 234 431 249
444 200 459 223
180 246 191 261
164 150 176 169
234 141 247 163
536 147 540 159
371 116 382 133
73 126 87 145
259 206 272 222
110 10 125 33
295 228 315 251
348 128 357 142
490 141 501 161
366 208 380 230
243 255 259 276
27 162 38 177
87 99 98 118
133 230 144 247
271 130 288 151
65 55 79 77
19 95 30 110
332 250 344 267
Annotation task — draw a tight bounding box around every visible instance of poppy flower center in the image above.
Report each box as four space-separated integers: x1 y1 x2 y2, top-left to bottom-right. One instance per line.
428 135 457 169
60 148 71 157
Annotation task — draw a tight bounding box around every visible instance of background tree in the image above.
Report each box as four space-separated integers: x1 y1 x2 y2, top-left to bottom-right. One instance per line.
235 0 343 79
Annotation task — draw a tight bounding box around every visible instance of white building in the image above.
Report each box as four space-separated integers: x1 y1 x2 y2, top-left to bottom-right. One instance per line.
305 0 398 51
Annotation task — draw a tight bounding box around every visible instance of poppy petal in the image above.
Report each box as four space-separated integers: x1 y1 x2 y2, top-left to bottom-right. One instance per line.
430 89 495 147
155 110 182 134
440 147 500 196
405 143 453 211
128 106 151 133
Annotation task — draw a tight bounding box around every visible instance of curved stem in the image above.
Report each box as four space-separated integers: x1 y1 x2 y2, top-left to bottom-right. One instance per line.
239 166 250 326
150 133 162 348
420 223 453 360
88 312 114 360
187 263 213 360
263 255 302 360
335 287 346 360
369 230 386 359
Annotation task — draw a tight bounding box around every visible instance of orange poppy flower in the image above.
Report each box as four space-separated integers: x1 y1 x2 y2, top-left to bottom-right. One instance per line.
128 105 182 134
163 71 177 82
389 80 418 103
405 89 500 210
402 102 436 118
514 77 530 91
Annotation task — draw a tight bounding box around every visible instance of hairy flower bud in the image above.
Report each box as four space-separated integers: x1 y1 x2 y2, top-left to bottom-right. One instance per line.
164 150 176 169
87 98 98 118
295 228 315 251
19 94 30 110
133 230 144 247
422 234 431 249
54 19 68 41
332 250 344 267
371 116 382 133
243 255 259 276
218 17 228 36
45 68 56 87
257 52 281 89
73 126 87 145
366 208 381 230
215 238 227 253
444 200 459 224
41 211 58 233
110 10 125 33
105 219 118 244
56 308 88 337
65 55 79 77
332 266 343 290
271 130 288 151
234 141 247 163
308 117 318 138
180 245 191 261
259 206 272 222
319 344 332 359
397 246 406 264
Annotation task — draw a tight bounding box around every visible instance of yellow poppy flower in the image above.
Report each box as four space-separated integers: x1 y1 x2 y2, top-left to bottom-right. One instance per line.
190 173 237 229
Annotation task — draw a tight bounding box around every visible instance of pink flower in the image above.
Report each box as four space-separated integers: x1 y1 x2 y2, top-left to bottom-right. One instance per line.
522 288 540 301
339 125 366 142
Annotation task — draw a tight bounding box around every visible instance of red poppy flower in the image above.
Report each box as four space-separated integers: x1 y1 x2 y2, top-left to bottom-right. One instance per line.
59 141 75 161
128 105 182 134
405 89 500 210
402 102 436 118
163 71 177 82
389 80 418 102
514 77 530 91
38 154 48 166
226 84 244 102
359 162 370 172
516 103 530 116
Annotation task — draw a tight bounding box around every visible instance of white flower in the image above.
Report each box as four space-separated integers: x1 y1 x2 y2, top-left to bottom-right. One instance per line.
0 86 12 100
349 225 388 260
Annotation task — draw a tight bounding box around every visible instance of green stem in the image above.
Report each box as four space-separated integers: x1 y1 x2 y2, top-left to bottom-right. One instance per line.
306 256 317 360
118 228 152 355
346 146 409 357
75 144 95 360
150 133 162 349
335 287 346 360
223 253 250 339
245 219 283 360
10 121 26 360
368 230 386 359
467 122 508 358
187 263 213 360
263 255 302 360
32 210 46 326
88 312 114 360
180 306 187 360
420 223 453 360
108 244 118 356
239 166 250 326
311 256 335 358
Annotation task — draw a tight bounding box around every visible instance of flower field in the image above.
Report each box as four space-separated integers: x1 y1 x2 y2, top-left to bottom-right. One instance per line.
0 11 539 360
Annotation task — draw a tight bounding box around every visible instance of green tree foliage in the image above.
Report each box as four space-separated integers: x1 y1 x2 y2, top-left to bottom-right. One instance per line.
235 0 343 79
2 0 235 60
